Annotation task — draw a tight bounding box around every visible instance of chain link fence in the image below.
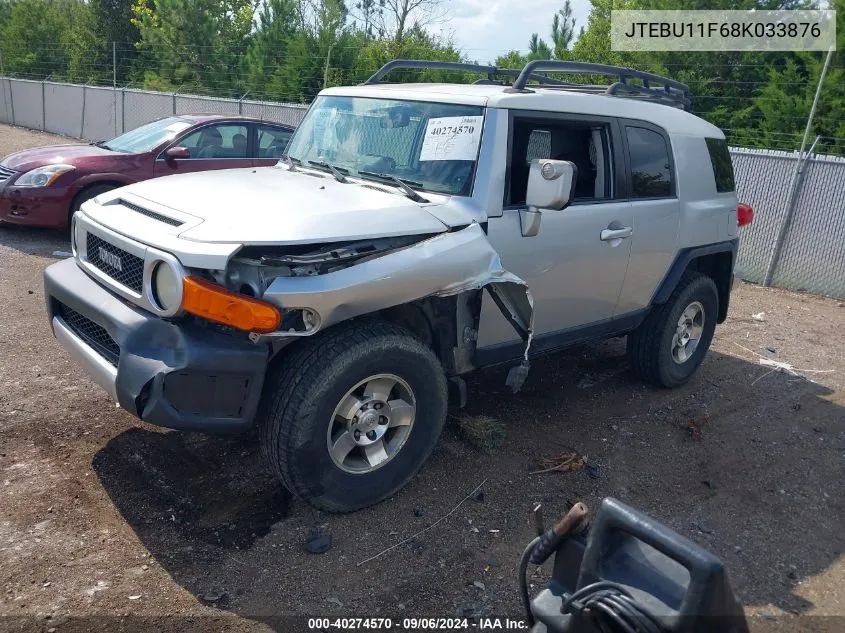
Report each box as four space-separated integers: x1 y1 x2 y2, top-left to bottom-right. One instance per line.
734 147 845 298
1 77 844 298
0 78 308 140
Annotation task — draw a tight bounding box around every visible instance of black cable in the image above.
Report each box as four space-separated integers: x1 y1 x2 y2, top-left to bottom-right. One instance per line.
519 536 541 627
561 581 666 633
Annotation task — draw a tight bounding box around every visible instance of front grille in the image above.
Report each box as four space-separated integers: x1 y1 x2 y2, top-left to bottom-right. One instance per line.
0 165 15 182
86 233 144 293
57 302 120 366
120 199 183 227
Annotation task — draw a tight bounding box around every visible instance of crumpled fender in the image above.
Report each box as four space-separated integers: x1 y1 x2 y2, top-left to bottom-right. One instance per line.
262 222 535 391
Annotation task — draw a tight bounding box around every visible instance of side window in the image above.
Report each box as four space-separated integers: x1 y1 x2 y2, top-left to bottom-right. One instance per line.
507 119 612 206
625 126 673 198
177 124 249 159
258 126 293 159
705 137 735 193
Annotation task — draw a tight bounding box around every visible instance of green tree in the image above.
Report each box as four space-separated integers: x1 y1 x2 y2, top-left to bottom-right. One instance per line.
551 0 576 58
131 0 256 93
242 0 300 98
495 50 528 69
528 33 553 60
89 0 143 83
0 0 99 82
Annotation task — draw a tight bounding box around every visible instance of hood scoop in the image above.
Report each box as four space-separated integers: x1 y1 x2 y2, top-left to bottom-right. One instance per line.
107 198 184 227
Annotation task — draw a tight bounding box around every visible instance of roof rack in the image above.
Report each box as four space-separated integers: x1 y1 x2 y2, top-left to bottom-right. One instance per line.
509 60 691 110
363 59 568 88
363 59 691 110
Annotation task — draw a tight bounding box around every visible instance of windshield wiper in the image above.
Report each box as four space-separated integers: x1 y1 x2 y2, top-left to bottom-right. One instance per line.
357 171 429 203
282 154 301 171
307 160 348 183
92 141 114 151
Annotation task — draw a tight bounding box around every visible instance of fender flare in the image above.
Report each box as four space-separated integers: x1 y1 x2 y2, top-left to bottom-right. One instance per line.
652 240 738 305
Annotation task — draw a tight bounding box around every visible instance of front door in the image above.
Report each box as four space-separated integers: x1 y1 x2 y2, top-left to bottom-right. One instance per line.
155 122 253 176
476 113 633 356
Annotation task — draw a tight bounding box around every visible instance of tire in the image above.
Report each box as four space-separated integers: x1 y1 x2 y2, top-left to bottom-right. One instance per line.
257 320 448 513
627 272 718 388
69 184 116 226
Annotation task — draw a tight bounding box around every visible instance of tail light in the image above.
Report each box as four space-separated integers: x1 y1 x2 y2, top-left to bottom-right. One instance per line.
737 203 754 228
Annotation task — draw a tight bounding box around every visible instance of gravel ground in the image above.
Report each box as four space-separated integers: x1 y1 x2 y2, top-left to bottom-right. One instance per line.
1 123 844 632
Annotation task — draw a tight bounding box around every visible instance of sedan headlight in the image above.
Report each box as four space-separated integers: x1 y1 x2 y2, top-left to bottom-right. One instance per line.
15 164 76 187
152 262 182 311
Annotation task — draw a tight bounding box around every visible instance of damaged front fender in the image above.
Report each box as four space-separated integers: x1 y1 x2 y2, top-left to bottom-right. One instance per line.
260 223 535 391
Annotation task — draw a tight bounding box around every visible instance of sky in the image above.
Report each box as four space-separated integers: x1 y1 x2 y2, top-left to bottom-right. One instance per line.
435 0 592 62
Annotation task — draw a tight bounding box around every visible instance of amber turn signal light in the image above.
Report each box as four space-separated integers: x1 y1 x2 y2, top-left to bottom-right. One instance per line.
182 276 281 333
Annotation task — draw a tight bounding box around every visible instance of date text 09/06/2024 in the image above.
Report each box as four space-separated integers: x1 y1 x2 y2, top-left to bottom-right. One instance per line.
307 618 529 630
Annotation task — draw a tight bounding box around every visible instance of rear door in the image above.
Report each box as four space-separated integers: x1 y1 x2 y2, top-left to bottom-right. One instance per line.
613 122 682 315
154 122 253 176
254 124 295 166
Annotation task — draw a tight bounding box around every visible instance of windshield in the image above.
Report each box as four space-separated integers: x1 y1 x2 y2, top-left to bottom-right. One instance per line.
285 96 484 196
104 117 194 153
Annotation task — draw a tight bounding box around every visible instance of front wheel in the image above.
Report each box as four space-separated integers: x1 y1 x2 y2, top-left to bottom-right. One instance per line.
69 184 116 227
627 272 718 388
257 320 448 513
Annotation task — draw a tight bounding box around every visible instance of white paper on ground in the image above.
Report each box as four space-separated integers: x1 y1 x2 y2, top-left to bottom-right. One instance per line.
419 116 483 161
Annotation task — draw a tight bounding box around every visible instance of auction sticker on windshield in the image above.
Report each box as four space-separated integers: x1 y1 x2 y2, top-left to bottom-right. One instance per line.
420 116 483 161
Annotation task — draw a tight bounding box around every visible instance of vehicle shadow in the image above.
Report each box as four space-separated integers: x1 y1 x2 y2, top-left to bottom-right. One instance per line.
0 223 71 258
91 343 844 622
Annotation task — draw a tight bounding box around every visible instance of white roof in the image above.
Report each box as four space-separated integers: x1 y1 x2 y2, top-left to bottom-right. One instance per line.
320 83 723 138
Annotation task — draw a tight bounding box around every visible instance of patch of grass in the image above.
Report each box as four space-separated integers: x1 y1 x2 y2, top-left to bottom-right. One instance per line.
452 415 506 453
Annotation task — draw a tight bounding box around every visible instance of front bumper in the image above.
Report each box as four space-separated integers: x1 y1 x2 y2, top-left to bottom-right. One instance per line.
44 257 270 433
0 183 71 228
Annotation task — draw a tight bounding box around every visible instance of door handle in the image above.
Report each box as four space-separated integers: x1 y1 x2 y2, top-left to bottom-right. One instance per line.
600 226 633 241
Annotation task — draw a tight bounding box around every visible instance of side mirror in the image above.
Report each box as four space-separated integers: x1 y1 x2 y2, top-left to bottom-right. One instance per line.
521 159 577 237
165 146 190 160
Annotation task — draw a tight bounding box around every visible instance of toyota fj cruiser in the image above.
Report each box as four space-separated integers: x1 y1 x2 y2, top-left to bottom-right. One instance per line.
44 60 752 512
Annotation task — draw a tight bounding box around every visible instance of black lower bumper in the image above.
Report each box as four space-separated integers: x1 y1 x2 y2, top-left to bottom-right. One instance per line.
44 257 270 433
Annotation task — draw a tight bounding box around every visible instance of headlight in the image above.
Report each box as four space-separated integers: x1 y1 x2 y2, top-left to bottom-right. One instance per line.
15 164 76 187
152 262 182 311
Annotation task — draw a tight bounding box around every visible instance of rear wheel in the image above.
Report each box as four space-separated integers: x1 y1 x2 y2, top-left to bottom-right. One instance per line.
257 320 448 513
627 272 718 388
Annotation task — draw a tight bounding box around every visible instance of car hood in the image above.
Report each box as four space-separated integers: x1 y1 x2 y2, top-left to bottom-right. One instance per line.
92 166 466 245
1 144 118 172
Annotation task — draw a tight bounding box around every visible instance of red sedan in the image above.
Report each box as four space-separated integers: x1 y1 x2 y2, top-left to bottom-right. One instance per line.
0 114 295 229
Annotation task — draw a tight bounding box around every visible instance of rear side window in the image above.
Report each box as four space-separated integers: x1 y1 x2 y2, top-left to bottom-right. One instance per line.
625 126 673 198
705 137 735 193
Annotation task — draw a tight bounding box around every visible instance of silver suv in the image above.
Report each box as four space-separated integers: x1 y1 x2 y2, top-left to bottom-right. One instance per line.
43 60 753 512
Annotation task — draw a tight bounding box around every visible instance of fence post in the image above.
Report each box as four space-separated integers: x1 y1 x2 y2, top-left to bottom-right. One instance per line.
173 85 182 115
41 80 46 131
80 85 86 139
764 46 834 286
238 91 249 115
0 52 12 127
9 79 16 126
0 51 5 123
113 42 118 137
121 87 126 134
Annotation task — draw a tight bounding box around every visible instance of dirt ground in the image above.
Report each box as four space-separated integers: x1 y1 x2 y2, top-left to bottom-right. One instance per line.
1 123 844 632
